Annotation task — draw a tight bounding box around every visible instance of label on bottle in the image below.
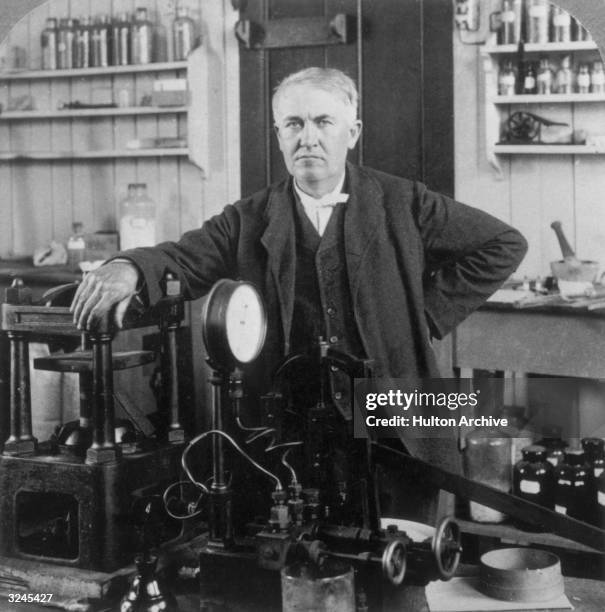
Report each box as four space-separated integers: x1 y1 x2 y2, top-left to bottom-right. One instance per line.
520 480 540 494
598 491 605 506
554 13 571 27
558 479 571 486
524 76 536 90
502 10 515 23
547 457 558 466
591 73 605 87
595 468 604 477
578 73 591 88
529 5 547 18
555 504 567 514
575 480 586 486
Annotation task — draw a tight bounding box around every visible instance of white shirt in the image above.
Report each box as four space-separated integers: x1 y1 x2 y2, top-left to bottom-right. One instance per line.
293 175 349 237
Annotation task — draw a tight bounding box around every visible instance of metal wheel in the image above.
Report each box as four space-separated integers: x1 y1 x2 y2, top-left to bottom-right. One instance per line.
381 539 407 586
431 517 462 580
507 111 540 142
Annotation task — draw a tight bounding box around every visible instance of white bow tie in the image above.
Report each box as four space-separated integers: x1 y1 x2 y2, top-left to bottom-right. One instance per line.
310 193 350 208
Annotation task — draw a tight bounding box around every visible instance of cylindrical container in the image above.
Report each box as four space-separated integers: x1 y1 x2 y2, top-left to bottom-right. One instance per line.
572 18 591 42
522 63 537 95
112 12 131 66
463 427 512 523
537 58 553 95
173 5 196 60
581 437 605 525
498 60 516 96
66 222 86 271
57 18 76 69
554 449 591 522
119 183 156 250
41 17 58 70
499 0 522 45
281 562 355 612
591 61 605 94
513 445 554 510
131 7 153 65
577 63 591 94
597 469 605 527
91 16 110 68
555 55 573 94
551 6 571 43
75 16 91 69
527 0 549 44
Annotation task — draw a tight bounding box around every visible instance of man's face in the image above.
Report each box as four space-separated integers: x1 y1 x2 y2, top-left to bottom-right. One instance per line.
273 84 362 196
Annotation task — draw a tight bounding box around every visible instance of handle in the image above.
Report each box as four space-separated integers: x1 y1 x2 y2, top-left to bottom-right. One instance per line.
550 220 576 259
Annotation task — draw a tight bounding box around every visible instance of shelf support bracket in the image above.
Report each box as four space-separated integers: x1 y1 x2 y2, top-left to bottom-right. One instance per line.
234 14 355 50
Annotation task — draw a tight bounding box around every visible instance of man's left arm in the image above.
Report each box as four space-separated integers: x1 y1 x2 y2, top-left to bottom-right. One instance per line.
415 182 528 339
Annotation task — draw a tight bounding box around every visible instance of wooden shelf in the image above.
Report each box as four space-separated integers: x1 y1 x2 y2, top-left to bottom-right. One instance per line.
492 93 605 104
494 144 605 154
0 106 188 120
0 61 187 81
483 41 598 55
0 148 189 161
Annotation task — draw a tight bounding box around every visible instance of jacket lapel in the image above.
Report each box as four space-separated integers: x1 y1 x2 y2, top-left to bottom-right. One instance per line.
260 180 296 353
344 163 385 297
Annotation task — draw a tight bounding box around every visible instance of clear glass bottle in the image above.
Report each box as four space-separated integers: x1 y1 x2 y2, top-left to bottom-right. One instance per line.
119 183 157 250
131 7 154 65
591 61 605 94
498 60 516 96
551 6 571 43
555 55 573 94
112 12 131 66
75 16 91 69
41 17 58 70
66 222 86 271
537 57 553 95
527 0 549 44
522 63 537 95
173 5 196 61
57 18 76 70
577 63 591 94
463 427 512 523
554 449 591 522
91 16 110 68
499 0 522 45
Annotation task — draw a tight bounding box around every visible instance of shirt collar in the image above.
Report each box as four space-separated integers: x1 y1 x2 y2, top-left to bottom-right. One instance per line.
293 174 348 208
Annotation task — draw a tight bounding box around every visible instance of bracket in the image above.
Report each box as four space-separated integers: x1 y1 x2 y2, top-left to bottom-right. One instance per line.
234 13 355 50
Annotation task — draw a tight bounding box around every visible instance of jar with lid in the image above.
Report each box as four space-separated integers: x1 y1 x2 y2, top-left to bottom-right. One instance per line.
527 0 549 44
91 16 110 68
463 427 512 523
57 18 76 69
537 58 553 95
536 424 568 467
554 449 591 522
41 17 58 70
112 12 131 66
119 183 157 250
513 444 554 510
173 5 196 61
498 0 522 45
577 63 591 94
131 7 154 65
591 61 605 94
66 222 86 272
551 6 571 43
498 60 516 97
555 55 573 94
522 63 537 95
75 17 91 69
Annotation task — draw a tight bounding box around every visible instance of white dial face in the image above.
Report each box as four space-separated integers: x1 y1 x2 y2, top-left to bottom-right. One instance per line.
224 284 266 363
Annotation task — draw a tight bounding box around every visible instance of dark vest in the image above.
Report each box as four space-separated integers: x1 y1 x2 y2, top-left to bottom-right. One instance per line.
289 197 364 419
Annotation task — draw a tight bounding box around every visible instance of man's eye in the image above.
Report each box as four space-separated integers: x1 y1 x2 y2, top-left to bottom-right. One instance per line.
285 120 302 129
318 118 332 126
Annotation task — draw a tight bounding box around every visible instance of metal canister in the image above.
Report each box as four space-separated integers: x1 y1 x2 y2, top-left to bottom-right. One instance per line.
91 16 110 68
57 18 76 69
131 7 153 65
112 12 131 65
41 17 58 70
173 5 196 60
75 16 91 68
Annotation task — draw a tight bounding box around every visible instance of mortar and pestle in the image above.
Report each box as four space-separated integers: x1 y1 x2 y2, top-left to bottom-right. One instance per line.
550 221 599 284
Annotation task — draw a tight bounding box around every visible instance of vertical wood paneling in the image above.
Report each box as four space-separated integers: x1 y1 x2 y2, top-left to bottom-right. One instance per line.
0 38 13 256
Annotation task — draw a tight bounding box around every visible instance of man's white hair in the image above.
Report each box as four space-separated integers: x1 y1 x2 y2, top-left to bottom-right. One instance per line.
272 67 359 125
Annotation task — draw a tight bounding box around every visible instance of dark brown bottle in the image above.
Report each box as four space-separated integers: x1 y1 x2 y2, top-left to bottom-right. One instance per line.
554 449 591 522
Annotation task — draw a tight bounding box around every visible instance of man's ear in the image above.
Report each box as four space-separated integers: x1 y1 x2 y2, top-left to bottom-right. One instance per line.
348 120 363 149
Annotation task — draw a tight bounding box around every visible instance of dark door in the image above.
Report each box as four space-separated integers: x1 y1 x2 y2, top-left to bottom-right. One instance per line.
238 0 454 197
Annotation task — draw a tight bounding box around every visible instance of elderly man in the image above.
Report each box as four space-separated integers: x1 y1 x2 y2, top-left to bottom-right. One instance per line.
71 66 526 450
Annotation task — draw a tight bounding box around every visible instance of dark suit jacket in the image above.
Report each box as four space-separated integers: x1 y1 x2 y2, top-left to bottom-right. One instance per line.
125 163 527 391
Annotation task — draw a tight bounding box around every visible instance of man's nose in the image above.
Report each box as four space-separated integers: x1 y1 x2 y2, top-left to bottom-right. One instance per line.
299 120 319 146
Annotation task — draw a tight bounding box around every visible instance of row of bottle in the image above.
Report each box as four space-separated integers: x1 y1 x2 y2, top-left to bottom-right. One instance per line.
497 0 591 45
513 438 605 528
498 57 605 95
41 7 196 70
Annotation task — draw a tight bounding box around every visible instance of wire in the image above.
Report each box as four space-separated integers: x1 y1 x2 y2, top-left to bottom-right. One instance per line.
162 480 205 521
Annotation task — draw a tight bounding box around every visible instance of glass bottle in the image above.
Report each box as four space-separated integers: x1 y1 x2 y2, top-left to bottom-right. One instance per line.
522 63 537 95
551 6 571 43
112 12 131 66
463 427 512 523
582 438 605 525
41 17 58 70
91 16 110 68
527 0 549 44
66 222 86 271
57 18 76 70
591 61 605 94
513 445 554 508
554 449 591 522
537 58 553 95
498 60 516 96
119 183 157 250
572 17 591 42
577 63 591 94
536 424 568 467
173 5 196 61
597 469 605 527
131 7 154 65
555 55 573 94
75 16 91 69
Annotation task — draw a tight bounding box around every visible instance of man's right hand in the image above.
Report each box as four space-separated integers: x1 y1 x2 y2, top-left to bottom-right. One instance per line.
70 261 141 330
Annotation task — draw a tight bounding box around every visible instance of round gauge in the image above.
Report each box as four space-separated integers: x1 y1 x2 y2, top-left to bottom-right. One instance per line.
201 279 267 368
